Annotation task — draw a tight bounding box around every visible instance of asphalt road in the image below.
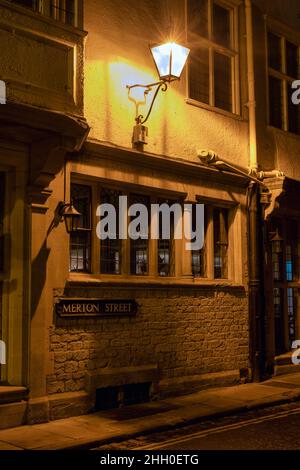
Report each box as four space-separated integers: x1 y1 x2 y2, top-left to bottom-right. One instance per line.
154 406 300 450
97 402 300 450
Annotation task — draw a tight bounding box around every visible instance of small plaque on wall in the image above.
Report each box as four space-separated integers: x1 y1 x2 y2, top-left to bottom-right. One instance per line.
56 299 138 318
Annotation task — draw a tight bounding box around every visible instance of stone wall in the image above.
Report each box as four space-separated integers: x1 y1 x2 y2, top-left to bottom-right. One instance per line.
47 286 249 396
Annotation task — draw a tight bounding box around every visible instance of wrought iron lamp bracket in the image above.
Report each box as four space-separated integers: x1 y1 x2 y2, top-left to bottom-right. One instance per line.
127 80 169 125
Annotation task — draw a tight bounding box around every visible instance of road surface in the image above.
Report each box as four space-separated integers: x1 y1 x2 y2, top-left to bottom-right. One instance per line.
95 402 300 450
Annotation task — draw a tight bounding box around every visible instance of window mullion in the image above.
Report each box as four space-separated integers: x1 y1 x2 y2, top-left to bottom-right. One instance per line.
232 5 239 114
149 196 158 276
210 48 215 107
282 78 288 131
91 184 99 274
41 0 50 16
206 206 214 279
181 202 192 278
208 0 212 40
208 0 214 107
281 37 288 131
122 196 130 276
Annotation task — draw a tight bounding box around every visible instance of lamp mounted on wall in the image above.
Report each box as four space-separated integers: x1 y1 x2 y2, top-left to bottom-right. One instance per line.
269 228 283 255
56 159 82 235
127 42 190 149
58 201 81 234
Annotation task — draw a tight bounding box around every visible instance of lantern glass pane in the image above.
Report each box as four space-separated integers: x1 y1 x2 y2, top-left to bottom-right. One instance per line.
151 42 190 80
64 215 73 234
171 43 190 78
151 43 172 78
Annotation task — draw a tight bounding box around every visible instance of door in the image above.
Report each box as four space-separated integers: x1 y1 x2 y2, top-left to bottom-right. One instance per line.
271 218 299 355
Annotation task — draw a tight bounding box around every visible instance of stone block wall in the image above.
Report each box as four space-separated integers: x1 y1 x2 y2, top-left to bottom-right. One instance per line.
47 286 249 396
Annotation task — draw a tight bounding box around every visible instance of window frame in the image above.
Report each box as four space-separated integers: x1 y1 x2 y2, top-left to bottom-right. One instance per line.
6 0 41 11
266 27 300 135
186 0 240 116
194 201 232 280
69 179 237 283
48 0 78 27
70 183 93 273
6 0 81 28
69 181 178 279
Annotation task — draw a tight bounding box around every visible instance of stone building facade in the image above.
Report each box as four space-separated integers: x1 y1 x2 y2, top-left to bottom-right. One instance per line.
0 0 299 428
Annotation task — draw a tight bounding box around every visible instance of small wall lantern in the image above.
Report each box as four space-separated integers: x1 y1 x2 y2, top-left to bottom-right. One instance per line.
127 41 190 148
59 201 81 234
151 42 190 82
270 228 283 254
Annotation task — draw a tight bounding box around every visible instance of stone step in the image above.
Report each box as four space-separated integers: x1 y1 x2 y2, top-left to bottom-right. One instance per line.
0 401 27 430
274 352 294 366
274 363 300 376
274 351 300 375
0 386 28 404
0 387 28 430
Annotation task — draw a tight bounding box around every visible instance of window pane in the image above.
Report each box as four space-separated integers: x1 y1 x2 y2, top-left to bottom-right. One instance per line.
286 219 298 281
286 41 298 78
288 82 300 134
274 287 285 355
70 184 92 273
70 231 91 273
158 239 172 276
189 47 210 104
157 201 175 277
130 194 150 275
213 208 228 279
65 0 75 25
213 2 231 48
192 204 206 277
269 76 283 129
272 249 282 281
214 52 232 112
100 188 122 275
268 32 282 71
0 174 4 273
51 0 75 25
72 184 91 230
187 0 208 39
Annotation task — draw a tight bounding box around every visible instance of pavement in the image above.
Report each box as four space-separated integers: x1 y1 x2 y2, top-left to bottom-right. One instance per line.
1 372 300 450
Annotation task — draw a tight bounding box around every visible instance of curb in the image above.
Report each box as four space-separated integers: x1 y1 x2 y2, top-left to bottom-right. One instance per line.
49 390 300 450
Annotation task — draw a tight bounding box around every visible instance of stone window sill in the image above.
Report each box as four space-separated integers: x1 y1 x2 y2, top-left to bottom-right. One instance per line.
186 98 244 121
67 273 245 289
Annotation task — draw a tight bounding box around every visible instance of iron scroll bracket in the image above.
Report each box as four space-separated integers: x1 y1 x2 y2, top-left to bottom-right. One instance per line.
127 80 168 125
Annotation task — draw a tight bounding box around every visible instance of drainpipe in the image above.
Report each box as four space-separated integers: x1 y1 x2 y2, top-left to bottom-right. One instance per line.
247 183 266 382
245 0 267 381
198 149 267 382
245 0 258 174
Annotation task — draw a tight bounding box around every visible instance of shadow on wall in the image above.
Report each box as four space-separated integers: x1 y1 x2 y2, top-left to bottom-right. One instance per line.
31 240 50 318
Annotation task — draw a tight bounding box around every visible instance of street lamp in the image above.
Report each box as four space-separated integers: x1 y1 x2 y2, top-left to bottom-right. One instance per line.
127 42 190 147
270 228 283 254
59 201 81 234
